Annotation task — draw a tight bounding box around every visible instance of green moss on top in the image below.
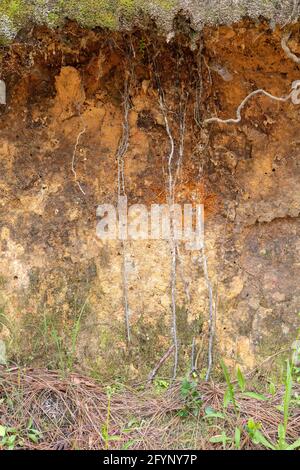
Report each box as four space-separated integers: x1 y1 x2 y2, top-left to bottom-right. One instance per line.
0 0 298 43
0 0 26 20
61 0 117 29
155 0 176 11
118 0 137 10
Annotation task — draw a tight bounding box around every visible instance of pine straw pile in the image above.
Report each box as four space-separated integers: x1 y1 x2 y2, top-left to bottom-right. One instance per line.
0 366 299 450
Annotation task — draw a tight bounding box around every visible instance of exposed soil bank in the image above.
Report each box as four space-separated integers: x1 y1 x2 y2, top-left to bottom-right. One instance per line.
0 19 299 379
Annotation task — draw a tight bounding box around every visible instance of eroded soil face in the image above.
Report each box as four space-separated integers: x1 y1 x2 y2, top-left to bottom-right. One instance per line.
0 20 299 379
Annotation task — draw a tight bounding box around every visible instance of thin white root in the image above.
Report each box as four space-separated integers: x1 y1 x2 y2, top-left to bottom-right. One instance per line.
174 95 188 189
159 95 175 201
117 78 130 195
194 42 203 127
204 88 291 125
71 124 86 195
147 344 175 383
281 31 300 64
158 91 178 380
176 244 191 305
116 74 131 344
202 251 214 382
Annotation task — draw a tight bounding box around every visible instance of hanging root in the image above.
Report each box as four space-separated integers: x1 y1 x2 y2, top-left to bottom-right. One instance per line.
157 76 179 379
116 76 130 194
204 88 292 125
116 71 131 344
281 31 300 64
174 93 188 188
176 244 191 305
71 118 86 195
202 47 298 371
194 41 203 127
147 344 175 383
160 81 190 379
192 47 216 379
202 57 299 373
158 95 175 199
165 104 178 380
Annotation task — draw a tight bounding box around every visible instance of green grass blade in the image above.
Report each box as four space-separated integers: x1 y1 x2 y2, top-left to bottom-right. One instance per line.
283 361 292 435
237 367 246 392
220 358 237 411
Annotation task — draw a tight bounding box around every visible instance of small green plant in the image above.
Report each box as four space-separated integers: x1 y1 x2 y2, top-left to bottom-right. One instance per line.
0 419 41 450
243 391 268 400
269 381 276 396
154 378 169 394
121 418 142 450
204 406 225 420
236 366 268 400
0 425 19 450
246 361 300 450
101 386 120 449
246 418 275 450
66 300 87 370
101 387 139 450
236 367 246 392
220 359 238 412
217 360 300 450
44 299 88 373
209 431 231 449
234 426 241 449
50 326 65 370
209 426 242 450
27 418 41 444
178 375 202 418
